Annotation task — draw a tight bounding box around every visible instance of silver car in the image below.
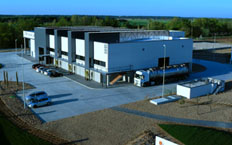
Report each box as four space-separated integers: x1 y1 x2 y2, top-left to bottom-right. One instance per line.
26 91 48 102
27 95 51 108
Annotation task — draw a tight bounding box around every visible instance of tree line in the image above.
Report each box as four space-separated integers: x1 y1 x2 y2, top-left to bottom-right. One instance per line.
0 15 232 48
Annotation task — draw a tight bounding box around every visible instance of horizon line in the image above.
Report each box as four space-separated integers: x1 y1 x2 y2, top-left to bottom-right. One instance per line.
0 14 231 19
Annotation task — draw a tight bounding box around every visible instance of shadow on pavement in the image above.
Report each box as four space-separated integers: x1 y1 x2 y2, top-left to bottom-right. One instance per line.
37 110 56 115
52 99 79 106
49 93 72 99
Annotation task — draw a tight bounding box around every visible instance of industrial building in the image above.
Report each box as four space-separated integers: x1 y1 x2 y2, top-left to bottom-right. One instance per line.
23 26 193 86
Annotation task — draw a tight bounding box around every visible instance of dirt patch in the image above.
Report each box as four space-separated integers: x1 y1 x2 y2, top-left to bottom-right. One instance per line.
121 91 232 124
39 109 161 145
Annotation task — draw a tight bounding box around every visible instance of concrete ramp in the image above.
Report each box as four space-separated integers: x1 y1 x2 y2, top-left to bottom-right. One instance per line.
150 95 181 105
110 74 123 85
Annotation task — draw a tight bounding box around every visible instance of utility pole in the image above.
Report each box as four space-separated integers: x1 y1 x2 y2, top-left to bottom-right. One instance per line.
21 44 25 109
15 39 17 53
191 19 193 39
162 44 166 97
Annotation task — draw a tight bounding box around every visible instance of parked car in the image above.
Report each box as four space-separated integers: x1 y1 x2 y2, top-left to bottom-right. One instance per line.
32 63 41 69
44 69 53 76
27 95 51 108
49 70 63 77
34 64 45 70
26 91 48 102
40 67 48 74
36 66 44 73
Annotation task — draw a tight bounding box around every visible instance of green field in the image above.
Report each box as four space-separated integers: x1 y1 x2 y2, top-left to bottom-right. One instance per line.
0 113 51 145
159 124 232 145
126 18 171 26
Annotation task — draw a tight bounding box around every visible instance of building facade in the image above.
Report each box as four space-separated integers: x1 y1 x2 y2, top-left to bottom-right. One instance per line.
23 26 193 86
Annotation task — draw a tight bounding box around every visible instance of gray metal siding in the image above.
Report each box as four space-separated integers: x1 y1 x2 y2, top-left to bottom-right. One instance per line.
35 27 47 60
85 32 90 69
108 39 193 72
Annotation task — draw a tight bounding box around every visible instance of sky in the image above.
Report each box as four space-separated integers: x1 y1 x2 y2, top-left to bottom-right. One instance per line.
0 0 231 18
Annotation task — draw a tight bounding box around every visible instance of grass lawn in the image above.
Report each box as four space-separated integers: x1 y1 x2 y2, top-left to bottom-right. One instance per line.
159 124 232 145
0 113 51 145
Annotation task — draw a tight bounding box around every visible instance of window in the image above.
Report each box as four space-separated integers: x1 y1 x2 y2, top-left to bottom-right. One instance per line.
76 55 85 61
39 47 44 55
135 74 144 79
61 51 68 56
94 59 106 67
47 48 54 52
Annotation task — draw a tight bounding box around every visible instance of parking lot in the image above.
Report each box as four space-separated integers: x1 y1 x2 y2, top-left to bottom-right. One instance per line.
1 51 232 122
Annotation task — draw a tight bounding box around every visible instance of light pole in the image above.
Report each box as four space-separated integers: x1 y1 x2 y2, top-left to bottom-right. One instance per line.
15 39 17 52
162 44 166 97
21 44 25 109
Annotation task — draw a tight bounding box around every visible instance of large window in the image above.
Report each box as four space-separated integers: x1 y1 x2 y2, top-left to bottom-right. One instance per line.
39 47 44 55
47 48 54 52
94 59 106 67
76 55 85 61
61 51 68 56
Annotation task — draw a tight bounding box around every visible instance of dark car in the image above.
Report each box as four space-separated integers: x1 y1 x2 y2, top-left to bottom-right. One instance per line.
32 64 41 69
49 70 63 77
33 64 45 70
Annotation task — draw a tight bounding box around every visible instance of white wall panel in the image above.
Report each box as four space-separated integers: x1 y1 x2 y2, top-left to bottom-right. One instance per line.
93 72 101 83
156 136 178 145
61 37 68 52
60 60 69 71
74 65 85 77
76 39 85 56
49 35 55 48
62 55 68 60
30 39 35 58
76 59 85 65
94 64 107 72
177 85 191 99
50 51 55 56
23 31 35 39
94 41 108 63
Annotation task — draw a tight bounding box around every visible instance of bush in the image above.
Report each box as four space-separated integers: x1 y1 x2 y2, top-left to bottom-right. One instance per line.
179 98 185 105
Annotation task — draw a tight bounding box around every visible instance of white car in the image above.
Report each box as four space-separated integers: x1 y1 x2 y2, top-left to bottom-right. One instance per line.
44 69 53 76
36 66 44 73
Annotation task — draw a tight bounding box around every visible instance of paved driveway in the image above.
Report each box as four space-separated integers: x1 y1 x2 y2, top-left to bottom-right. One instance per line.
1 52 232 122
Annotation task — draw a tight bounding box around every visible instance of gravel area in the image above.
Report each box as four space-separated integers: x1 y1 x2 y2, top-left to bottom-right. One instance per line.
121 91 232 123
38 108 161 145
